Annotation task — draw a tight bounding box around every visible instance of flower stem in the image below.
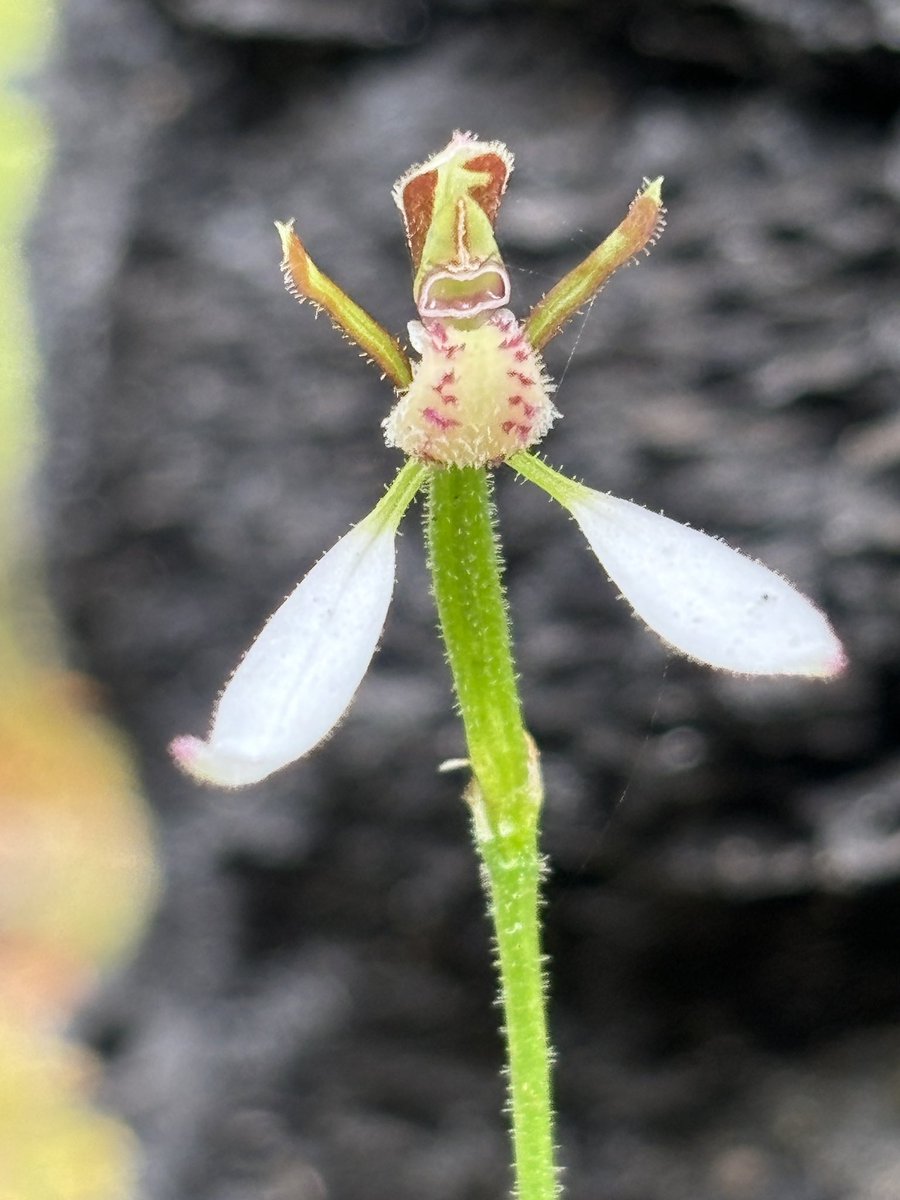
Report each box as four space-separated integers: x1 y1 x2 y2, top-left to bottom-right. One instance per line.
427 465 557 1200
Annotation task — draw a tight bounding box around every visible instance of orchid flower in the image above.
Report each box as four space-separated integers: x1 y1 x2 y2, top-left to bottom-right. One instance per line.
170 132 847 1200
171 132 844 790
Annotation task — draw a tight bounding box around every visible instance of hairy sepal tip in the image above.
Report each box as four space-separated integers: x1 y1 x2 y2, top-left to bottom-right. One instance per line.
168 734 268 789
274 219 296 266
169 734 202 775
642 176 664 205
821 643 849 681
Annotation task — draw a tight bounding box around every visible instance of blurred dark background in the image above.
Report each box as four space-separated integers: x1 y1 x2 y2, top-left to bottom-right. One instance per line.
34 1 900 1198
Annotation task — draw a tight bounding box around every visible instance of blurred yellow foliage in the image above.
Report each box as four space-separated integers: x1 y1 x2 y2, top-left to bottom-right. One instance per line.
0 1019 136 1200
0 1 157 1197
0 667 157 1007
0 665 155 1200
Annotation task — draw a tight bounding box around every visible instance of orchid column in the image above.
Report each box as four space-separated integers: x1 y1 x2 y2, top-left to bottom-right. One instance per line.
172 133 844 1200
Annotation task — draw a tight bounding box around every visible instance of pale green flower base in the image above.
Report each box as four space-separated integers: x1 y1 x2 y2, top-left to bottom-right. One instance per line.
427 465 558 1200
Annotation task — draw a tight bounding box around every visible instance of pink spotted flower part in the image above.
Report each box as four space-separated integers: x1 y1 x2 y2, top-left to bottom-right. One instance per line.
383 310 557 466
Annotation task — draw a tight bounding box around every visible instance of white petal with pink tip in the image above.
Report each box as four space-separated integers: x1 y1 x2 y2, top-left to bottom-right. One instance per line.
170 515 397 787
567 490 845 677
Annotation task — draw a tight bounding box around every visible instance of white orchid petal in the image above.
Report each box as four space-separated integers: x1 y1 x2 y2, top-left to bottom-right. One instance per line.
170 513 397 787
568 490 845 677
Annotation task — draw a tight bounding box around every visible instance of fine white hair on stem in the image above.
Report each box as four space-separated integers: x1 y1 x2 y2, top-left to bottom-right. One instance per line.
567 489 846 678
170 512 398 787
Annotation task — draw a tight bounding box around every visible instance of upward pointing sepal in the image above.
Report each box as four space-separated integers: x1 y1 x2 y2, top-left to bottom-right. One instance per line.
276 220 412 389
524 176 666 351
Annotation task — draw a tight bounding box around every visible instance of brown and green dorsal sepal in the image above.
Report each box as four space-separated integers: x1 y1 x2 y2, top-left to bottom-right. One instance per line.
393 131 514 321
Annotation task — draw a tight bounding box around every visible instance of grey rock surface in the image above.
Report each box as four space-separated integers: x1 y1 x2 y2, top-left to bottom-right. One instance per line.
34 0 900 1197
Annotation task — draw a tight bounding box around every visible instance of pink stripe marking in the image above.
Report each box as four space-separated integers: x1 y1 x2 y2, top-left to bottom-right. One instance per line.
501 420 532 439
423 406 461 430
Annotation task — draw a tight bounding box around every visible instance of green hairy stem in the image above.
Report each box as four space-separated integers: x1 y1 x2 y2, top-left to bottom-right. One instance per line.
427 465 557 1200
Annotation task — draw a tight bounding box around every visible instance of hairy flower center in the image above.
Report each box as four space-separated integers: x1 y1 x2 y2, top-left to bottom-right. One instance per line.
383 310 558 468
